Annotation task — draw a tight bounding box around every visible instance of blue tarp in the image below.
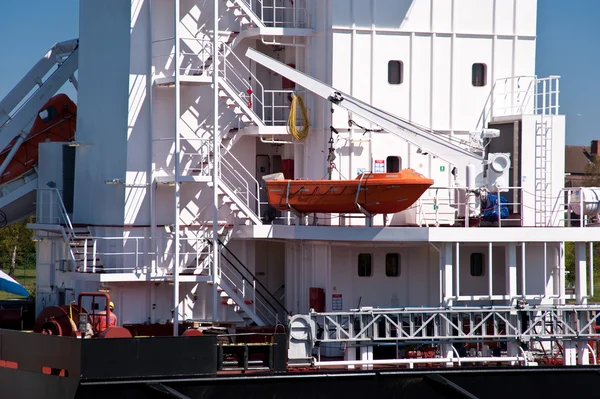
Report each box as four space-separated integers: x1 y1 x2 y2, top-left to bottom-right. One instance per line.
482 194 509 222
0 270 29 297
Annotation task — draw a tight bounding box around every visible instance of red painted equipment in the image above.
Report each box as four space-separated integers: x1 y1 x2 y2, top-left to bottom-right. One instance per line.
32 292 131 338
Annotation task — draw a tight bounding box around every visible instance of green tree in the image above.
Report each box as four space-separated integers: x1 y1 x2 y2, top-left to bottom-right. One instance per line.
565 157 600 300
583 155 600 187
0 218 35 276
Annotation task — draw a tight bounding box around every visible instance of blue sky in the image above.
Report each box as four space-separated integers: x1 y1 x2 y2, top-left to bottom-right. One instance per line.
0 0 597 145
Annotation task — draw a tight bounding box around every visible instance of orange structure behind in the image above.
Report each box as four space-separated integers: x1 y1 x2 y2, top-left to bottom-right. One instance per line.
266 169 434 215
0 94 77 184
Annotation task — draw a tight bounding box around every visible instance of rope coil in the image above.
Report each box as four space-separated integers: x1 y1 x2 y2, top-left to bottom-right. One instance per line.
287 94 310 141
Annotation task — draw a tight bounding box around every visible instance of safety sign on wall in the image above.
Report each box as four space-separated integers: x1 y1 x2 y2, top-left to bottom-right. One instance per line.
373 159 385 173
332 294 343 311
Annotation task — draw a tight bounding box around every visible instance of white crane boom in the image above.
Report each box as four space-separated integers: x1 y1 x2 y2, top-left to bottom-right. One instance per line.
245 47 484 179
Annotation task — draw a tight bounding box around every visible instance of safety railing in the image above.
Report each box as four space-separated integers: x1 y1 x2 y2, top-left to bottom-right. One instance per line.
36 187 80 267
151 35 234 81
218 42 265 122
263 89 305 126
154 135 261 220
263 183 594 229
414 186 524 228
238 0 308 28
550 187 600 227
311 306 600 344
219 240 289 325
476 75 560 131
66 235 219 276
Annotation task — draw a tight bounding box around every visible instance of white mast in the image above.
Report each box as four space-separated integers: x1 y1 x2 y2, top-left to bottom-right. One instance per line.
173 0 181 336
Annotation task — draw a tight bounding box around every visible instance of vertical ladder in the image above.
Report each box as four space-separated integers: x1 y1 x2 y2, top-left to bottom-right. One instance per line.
534 117 553 226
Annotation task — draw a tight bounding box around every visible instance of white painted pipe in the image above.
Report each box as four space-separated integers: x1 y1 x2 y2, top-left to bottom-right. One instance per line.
488 242 493 298
0 130 27 178
314 356 525 368
173 0 181 336
521 242 526 298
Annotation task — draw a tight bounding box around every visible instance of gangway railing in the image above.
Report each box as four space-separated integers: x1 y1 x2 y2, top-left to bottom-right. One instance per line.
244 0 308 28
231 0 308 28
311 306 600 343
36 187 79 269
476 75 560 131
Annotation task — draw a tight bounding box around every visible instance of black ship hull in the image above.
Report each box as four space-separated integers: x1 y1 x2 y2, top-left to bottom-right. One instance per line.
1 328 599 399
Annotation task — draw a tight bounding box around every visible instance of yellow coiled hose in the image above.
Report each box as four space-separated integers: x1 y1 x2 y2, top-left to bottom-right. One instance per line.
287 94 310 141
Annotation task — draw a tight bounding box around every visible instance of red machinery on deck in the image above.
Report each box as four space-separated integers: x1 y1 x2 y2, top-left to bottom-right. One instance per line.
33 292 132 339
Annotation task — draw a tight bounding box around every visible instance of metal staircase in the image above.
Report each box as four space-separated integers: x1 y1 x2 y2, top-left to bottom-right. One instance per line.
216 241 288 326
223 0 267 29
223 0 308 29
534 118 553 226
180 230 286 326
35 187 102 273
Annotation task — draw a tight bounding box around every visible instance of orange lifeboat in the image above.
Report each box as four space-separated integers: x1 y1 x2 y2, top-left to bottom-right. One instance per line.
0 94 76 184
265 169 434 214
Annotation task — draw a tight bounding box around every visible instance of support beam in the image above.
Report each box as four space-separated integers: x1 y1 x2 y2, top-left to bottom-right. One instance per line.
244 48 483 180
575 242 587 305
211 0 221 321
173 0 181 336
0 46 79 154
443 243 453 307
506 243 517 305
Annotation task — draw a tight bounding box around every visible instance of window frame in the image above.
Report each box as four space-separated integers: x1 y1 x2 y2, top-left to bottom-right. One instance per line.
470 252 485 276
386 156 402 173
388 60 404 85
385 253 401 277
357 253 373 277
472 63 487 87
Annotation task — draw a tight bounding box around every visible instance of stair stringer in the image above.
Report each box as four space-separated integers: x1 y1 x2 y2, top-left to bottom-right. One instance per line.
218 78 264 127
218 279 267 326
208 180 262 226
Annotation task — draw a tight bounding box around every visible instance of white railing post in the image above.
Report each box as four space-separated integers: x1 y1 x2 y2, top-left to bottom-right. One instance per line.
92 239 97 273
135 238 139 273
83 238 88 273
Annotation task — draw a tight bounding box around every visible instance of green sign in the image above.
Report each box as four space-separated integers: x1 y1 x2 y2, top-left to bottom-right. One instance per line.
440 166 445 172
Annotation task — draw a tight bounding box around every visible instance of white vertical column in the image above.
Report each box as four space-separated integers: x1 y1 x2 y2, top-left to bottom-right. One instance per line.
505 243 517 305
172 0 181 337
575 242 590 364
442 243 454 365
360 346 373 370
443 243 453 306
575 242 587 305
488 242 493 298
577 341 590 366
505 243 520 363
563 341 577 366
211 0 221 323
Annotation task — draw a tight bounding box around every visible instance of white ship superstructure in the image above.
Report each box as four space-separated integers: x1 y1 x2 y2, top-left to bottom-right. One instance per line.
0 0 597 368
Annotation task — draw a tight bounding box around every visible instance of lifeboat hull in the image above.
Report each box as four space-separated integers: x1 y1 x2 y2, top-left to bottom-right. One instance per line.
266 169 434 214
0 93 76 185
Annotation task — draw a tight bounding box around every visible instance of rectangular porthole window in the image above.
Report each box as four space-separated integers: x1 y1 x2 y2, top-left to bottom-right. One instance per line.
388 61 403 84
386 156 402 172
358 253 372 277
385 253 400 277
472 63 487 87
470 253 484 276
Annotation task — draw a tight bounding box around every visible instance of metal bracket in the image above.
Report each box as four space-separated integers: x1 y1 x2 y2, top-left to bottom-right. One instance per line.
286 180 303 225
354 173 373 226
